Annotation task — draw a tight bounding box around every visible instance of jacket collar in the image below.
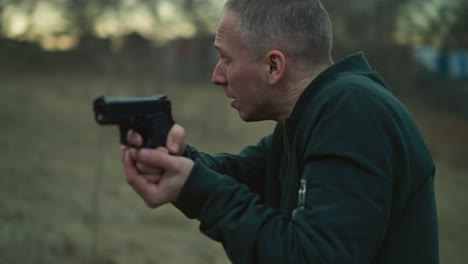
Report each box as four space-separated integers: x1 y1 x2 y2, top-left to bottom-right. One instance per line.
284 52 378 131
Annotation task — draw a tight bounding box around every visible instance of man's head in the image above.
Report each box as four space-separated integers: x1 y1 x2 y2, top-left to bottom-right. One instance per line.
212 0 333 122
223 0 333 67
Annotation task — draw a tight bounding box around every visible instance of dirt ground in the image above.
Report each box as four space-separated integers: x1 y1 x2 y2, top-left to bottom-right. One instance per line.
0 72 467 263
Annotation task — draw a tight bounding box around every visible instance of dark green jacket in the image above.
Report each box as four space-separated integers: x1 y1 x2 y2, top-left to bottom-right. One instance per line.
176 53 439 264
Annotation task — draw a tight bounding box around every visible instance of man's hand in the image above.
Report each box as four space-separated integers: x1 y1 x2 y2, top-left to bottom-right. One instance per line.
127 123 186 179
122 124 192 208
127 124 186 155
121 145 194 208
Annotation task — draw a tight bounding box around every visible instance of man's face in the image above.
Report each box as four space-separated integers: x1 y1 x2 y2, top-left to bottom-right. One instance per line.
212 12 270 122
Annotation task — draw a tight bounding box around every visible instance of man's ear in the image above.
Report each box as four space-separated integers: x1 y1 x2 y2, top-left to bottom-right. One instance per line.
264 50 286 85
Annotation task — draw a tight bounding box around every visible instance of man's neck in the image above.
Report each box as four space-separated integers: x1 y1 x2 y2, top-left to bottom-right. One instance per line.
276 61 333 124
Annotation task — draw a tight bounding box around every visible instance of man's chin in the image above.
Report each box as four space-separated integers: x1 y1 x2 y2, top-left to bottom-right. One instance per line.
238 110 251 122
238 111 263 122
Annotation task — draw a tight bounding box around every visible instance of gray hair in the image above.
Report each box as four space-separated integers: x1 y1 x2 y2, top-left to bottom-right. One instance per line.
223 0 333 65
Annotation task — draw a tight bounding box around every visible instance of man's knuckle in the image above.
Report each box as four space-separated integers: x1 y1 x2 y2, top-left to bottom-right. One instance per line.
126 177 134 185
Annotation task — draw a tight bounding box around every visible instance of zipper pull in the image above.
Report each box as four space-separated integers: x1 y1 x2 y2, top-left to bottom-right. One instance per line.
292 179 307 219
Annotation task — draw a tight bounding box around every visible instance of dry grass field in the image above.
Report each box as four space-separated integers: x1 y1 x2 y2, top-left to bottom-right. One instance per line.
0 71 467 264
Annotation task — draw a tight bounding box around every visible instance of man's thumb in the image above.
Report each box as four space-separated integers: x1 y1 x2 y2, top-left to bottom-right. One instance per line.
166 124 186 155
138 149 179 171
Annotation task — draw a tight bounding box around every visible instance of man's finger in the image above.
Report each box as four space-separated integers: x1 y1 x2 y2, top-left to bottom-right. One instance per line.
130 148 138 159
132 147 168 161
156 147 169 155
166 124 186 155
143 199 160 209
122 149 156 198
136 149 181 171
127 130 143 148
136 162 164 175
142 174 162 184
121 145 128 163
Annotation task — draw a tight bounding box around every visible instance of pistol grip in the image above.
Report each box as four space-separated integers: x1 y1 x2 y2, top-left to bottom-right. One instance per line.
144 116 174 148
118 117 174 149
119 125 132 147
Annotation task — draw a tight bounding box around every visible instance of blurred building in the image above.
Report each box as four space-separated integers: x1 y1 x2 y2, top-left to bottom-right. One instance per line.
414 46 468 80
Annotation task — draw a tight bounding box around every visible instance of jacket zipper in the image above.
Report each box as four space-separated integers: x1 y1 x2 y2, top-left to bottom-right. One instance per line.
282 124 290 157
283 123 307 219
281 123 291 213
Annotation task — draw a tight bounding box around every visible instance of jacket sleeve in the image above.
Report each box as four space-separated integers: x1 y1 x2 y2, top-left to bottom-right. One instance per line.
175 88 395 264
182 135 271 197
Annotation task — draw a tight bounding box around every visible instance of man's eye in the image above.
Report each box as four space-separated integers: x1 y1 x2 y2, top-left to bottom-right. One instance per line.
219 54 230 65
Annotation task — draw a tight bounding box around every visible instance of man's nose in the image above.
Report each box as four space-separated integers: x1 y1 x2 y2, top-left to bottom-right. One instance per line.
212 62 227 85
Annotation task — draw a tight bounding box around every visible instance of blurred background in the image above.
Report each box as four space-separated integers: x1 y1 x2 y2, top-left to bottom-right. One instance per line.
0 0 467 263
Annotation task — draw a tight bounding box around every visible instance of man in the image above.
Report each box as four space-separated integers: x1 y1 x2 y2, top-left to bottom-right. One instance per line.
122 0 439 263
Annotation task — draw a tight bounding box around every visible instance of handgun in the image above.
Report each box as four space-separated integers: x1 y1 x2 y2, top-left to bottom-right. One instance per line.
93 95 174 148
